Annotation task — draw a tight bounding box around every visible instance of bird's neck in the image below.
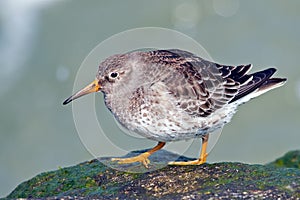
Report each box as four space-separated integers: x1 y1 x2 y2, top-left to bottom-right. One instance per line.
103 89 132 119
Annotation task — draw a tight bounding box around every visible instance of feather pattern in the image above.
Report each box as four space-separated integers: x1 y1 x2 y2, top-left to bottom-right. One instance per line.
142 49 286 118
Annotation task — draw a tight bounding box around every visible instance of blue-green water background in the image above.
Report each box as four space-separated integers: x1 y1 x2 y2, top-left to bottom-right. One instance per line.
0 0 299 197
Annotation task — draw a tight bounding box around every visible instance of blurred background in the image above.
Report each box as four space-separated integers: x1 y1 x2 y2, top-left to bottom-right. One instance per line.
1 0 299 197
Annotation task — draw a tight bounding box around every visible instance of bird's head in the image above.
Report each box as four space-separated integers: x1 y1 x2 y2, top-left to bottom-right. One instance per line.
63 52 138 105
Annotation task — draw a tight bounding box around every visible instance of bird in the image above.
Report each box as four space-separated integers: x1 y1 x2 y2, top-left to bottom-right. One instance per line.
63 49 286 168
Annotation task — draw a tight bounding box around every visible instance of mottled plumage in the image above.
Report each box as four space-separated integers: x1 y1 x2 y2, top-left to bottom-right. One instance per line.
63 49 286 167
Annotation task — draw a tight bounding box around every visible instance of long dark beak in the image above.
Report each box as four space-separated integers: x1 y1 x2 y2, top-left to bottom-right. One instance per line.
63 79 101 105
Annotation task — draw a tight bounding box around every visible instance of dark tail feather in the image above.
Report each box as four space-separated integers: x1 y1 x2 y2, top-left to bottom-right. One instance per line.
258 78 287 91
230 68 287 103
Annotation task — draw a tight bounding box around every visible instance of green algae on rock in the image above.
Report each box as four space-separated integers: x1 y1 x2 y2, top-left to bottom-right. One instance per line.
7 150 300 199
268 150 300 169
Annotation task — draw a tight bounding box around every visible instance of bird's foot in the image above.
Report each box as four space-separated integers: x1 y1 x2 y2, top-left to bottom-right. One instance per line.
111 152 151 168
168 153 208 166
168 159 205 165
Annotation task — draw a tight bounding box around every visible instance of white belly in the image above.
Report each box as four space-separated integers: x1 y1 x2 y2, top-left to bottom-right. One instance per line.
124 101 238 142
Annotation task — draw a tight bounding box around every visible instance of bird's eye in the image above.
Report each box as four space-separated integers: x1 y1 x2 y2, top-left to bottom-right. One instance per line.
110 72 118 78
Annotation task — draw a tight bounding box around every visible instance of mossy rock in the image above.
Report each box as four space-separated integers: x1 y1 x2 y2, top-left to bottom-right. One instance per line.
268 150 300 169
5 150 300 199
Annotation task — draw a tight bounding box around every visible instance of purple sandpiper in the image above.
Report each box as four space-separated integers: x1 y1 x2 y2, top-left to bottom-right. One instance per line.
63 49 286 168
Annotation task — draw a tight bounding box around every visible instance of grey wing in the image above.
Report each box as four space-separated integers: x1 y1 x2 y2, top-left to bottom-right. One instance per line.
149 49 252 117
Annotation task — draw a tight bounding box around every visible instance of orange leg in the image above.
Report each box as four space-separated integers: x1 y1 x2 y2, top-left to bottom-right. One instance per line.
111 142 166 168
169 134 209 165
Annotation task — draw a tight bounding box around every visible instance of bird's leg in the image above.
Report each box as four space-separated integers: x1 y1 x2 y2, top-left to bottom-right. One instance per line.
168 134 209 165
111 142 166 168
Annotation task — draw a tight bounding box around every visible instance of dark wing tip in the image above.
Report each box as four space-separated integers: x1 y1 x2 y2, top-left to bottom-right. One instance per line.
267 67 277 73
229 67 286 103
268 77 287 83
260 77 287 89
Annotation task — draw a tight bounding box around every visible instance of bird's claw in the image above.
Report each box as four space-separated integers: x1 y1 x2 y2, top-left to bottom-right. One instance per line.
111 152 151 168
168 153 208 166
168 159 206 166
